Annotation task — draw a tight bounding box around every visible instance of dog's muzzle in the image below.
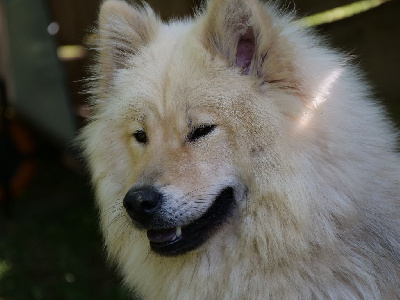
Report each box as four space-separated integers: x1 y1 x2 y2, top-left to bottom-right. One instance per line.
123 186 236 256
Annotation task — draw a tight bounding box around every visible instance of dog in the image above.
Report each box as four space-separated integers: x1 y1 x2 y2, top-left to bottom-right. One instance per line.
79 0 400 298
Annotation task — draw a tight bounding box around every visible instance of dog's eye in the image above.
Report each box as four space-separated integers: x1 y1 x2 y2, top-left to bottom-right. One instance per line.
133 129 148 144
188 125 216 142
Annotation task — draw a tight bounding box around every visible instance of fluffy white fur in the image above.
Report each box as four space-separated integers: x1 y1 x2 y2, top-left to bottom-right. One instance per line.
79 0 400 298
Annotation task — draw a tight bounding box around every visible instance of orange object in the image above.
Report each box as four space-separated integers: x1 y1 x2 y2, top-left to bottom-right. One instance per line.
0 118 36 202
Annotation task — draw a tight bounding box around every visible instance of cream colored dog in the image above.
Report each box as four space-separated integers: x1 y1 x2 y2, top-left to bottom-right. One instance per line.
79 0 400 298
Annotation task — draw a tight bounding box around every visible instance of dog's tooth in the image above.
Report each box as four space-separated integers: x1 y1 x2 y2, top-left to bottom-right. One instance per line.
176 226 182 238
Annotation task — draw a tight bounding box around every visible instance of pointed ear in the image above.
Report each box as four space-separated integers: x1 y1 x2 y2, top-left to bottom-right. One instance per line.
202 0 298 90
97 0 158 84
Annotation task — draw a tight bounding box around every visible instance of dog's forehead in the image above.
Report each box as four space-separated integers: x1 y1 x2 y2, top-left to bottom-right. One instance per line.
119 24 215 115
112 23 191 110
115 20 251 125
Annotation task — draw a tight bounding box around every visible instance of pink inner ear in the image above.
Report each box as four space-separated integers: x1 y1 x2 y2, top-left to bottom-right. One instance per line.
236 31 255 74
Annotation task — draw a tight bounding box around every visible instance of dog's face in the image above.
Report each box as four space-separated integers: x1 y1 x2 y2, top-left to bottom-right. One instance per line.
96 37 258 256
117 63 246 256
83 0 308 258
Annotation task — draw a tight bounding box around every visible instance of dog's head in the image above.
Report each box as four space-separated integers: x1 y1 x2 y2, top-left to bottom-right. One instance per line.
81 0 326 257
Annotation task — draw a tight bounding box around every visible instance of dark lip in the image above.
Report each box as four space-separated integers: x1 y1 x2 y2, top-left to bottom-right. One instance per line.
148 187 235 256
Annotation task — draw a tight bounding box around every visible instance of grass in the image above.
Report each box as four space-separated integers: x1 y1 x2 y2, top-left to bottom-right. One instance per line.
0 150 131 300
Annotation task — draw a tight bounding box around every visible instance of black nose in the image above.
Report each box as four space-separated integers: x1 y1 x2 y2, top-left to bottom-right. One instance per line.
123 187 163 224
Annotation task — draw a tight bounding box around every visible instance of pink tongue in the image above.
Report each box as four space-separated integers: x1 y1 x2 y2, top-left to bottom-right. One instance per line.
147 228 176 243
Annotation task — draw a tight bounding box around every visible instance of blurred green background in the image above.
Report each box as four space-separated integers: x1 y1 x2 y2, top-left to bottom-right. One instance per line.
0 0 399 299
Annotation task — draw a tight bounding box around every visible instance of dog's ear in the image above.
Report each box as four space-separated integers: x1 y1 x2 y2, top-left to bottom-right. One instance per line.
97 0 158 83
202 0 298 90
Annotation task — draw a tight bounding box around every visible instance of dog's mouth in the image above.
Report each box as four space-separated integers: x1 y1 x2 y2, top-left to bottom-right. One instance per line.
146 187 235 256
